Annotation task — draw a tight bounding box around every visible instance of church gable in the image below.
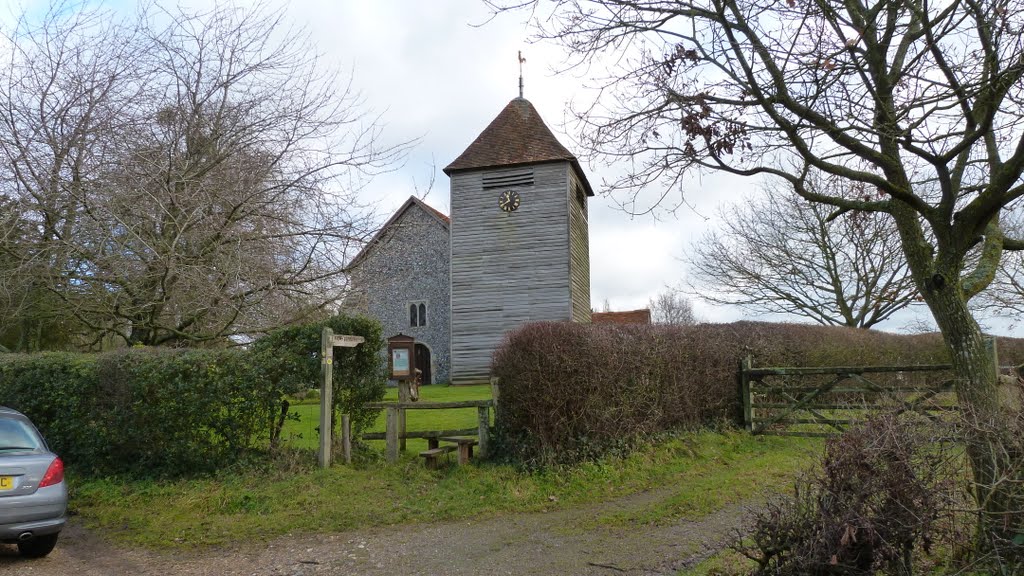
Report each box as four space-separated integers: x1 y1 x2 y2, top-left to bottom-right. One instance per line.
346 196 451 384
347 197 449 271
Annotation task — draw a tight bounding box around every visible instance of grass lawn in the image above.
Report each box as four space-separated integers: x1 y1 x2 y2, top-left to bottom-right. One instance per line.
280 383 493 453
70 426 819 550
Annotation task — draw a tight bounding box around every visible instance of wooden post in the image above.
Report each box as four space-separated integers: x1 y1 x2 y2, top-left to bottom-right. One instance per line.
318 327 334 468
341 414 352 465
385 406 398 463
986 336 1000 374
397 381 409 451
740 355 753 433
477 405 490 459
489 376 500 421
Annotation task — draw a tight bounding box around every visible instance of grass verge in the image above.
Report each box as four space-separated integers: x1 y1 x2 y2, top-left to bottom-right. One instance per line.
70 429 818 549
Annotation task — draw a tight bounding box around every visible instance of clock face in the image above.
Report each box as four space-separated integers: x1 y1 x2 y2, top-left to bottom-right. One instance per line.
498 190 521 212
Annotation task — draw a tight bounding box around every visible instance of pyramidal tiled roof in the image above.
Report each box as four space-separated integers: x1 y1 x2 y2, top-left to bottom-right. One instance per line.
444 98 594 196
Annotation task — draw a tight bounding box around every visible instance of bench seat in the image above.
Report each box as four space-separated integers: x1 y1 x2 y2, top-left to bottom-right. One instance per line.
419 445 456 469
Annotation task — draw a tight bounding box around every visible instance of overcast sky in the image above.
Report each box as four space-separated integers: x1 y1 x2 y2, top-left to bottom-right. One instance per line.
287 2 730 313
12 0 1021 336
293 0 1000 334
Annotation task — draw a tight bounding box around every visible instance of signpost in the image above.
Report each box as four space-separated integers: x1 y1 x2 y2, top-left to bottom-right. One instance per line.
319 328 365 469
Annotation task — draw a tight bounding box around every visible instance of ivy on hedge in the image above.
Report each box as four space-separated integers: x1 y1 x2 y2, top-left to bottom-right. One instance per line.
0 314 385 477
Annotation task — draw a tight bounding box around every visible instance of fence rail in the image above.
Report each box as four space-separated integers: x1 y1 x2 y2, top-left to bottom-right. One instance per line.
740 356 964 437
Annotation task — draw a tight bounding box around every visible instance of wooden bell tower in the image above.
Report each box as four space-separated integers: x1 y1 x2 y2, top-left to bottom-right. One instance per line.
443 97 593 385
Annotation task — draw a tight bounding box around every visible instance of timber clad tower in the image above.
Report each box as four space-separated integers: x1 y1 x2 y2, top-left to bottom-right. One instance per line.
444 97 594 385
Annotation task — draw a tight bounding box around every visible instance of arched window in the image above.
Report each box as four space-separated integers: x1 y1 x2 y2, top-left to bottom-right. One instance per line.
408 301 428 327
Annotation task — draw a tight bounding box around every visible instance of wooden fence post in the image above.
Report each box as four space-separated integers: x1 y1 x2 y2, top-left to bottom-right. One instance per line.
318 327 334 468
489 376 500 421
740 355 753 432
385 406 398 463
398 381 409 452
342 414 352 465
986 336 1000 375
477 405 490 459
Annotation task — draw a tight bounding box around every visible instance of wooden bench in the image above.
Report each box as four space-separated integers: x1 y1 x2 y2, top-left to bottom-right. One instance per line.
419 445 455 469
439 436 479 465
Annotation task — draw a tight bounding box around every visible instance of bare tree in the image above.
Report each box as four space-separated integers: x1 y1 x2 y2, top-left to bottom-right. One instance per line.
648 289 697 325
490 0 1024 550
0 2 407 348
687 178 918 328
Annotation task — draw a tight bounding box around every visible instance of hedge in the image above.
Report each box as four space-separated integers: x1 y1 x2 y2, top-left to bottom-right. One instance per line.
491 321 1024 467
0 314 385 477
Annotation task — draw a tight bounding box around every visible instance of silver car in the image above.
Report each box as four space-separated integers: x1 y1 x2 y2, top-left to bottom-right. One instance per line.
0 407 66 558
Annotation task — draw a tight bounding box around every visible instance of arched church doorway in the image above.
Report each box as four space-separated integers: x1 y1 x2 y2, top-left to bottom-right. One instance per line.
414 343 432 386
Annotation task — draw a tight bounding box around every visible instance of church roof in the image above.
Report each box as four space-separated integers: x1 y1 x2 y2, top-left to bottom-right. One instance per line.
444 97 594 196
346 196 449 271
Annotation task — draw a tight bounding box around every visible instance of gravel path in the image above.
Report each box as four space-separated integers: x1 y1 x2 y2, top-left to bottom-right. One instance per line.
0 489 750 576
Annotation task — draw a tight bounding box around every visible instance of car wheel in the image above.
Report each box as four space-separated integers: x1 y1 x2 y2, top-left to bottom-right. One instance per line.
17 533 59 558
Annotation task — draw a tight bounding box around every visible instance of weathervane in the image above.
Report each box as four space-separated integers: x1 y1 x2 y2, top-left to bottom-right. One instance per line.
518 51 526 98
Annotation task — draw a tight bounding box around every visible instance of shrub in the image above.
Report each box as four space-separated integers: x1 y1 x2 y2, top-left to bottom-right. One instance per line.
491 321 1024 467
250 314 385 439
0 349 265 475
0 314 384 477
737 415 954 575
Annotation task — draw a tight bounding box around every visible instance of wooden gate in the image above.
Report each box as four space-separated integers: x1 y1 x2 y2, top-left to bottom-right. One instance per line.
739 357 959 437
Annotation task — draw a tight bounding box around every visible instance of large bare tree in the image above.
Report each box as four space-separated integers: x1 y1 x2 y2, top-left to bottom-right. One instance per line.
687 178 918 328
490 0 1024 553
0 2 406 348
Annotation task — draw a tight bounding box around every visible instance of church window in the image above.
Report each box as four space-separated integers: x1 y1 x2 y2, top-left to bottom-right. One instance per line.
409 301 428 327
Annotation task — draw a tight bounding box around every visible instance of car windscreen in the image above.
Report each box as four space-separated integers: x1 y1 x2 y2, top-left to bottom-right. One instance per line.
0 417 45 452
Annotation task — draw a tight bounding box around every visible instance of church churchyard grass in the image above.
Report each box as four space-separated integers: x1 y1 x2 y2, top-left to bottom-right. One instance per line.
280 383 493 453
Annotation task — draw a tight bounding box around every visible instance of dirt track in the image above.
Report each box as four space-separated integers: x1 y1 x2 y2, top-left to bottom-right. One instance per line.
0 488 750 576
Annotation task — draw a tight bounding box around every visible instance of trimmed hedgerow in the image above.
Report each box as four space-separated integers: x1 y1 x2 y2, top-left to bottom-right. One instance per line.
0 314 384 477
491 321 1024 467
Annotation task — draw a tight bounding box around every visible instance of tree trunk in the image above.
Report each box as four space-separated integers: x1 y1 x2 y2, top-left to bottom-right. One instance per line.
924 281 1023 557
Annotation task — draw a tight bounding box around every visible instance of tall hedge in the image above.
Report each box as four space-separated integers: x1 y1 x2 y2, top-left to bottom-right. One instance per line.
0 314 385 477
491 321 1024 467
250 314 386 436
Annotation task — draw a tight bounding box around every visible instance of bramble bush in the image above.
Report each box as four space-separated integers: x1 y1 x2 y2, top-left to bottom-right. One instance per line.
0 314 384 477
491 321 1024 467
738 414 955 575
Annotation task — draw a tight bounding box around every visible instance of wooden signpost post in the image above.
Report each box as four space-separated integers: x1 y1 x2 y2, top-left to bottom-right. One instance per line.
319 328 365 469
386 334 419 462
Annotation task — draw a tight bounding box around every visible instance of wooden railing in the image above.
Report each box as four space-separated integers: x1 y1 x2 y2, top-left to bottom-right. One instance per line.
359 399 495 462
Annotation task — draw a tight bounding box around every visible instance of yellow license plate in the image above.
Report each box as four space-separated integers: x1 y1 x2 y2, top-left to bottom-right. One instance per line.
0 476 13 491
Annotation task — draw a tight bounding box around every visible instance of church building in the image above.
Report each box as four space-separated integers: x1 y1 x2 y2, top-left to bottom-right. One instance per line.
347 96 594 385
